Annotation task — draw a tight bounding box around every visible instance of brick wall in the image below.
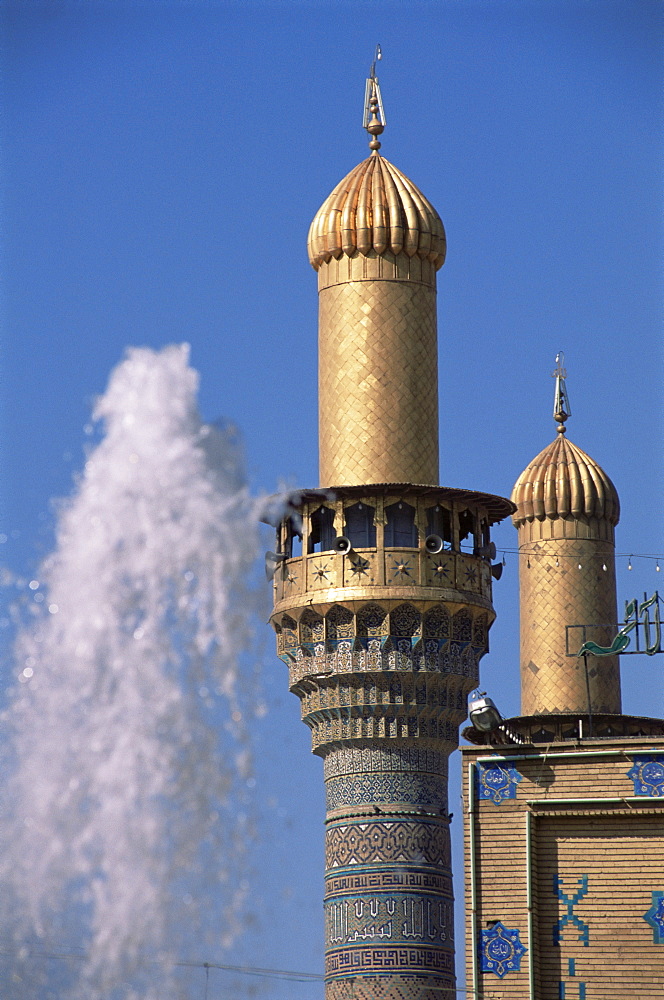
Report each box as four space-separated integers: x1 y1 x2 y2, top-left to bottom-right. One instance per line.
461 738 664 998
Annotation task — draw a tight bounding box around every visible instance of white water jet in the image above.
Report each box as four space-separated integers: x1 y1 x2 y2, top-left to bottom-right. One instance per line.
0 344 263 999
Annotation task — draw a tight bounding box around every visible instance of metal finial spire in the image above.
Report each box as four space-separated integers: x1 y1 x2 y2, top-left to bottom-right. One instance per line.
552 351 571 433
363 45 385 152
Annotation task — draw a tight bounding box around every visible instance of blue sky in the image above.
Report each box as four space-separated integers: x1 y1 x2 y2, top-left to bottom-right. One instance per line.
1 1 662 997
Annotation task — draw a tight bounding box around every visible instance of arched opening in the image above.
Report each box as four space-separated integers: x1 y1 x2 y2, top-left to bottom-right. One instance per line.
283 516 302 558
343 502 376 549
426 505 452 548
458 509 476 553
308 505 336 553
480 517 491 555
384 501 418 547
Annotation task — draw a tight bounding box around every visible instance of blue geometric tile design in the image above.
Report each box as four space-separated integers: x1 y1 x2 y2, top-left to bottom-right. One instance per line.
476 761 522 805
479 921 527 978
558 985 586 999
325 772 446 810
554 875 589 947
627 755 664 796
558 957 586 997
643 891 664 943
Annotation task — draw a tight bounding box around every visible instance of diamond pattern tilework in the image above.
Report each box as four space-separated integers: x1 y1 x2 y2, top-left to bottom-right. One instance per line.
519 535 622 715
318 275 439 487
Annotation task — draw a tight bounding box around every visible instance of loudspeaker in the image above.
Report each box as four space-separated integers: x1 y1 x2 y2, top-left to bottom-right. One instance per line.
334 536 353 554
265 551 287 581
425 534 444 554
490 562 503 581
480 541 497 561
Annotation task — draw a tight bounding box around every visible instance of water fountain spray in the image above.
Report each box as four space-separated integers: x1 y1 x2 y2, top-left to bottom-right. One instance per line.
0 344 262 999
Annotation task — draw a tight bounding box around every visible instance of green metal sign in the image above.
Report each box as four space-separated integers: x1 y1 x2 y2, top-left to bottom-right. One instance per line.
567 592 662 658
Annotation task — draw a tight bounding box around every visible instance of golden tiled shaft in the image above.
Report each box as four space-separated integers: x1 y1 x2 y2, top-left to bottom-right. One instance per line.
318 255 438 487
518 529 622 715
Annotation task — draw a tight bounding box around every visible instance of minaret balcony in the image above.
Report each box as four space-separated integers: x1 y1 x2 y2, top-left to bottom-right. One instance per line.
268 484 513 618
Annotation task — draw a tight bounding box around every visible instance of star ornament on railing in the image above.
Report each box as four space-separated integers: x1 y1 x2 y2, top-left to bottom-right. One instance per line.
390 557 413 581
349 556 370 577
480 921 527 978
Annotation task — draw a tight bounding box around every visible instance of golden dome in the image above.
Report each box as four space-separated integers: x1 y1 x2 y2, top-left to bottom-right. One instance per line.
307 152 446 271
511 434 620 528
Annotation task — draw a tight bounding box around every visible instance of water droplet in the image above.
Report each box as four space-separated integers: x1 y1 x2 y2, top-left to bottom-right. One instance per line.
48 603 59 614
28 580 39 590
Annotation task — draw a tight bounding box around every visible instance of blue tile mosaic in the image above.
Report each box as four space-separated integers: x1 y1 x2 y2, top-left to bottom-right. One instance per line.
479 921 527 978
554 875 589 947
643 891 664 944
626 755 664 796
559 985 586 999
558 956 586 997
476 761 522 805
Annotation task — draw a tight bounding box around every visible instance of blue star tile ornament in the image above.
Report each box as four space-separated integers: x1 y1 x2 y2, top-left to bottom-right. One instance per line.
477 761 523 805
626 755 664 796
480 921 527 978
644 891 664 943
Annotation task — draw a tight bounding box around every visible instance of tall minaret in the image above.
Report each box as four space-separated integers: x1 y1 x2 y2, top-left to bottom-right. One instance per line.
268 58 513 1000
511 355 622 716
311 68 443 488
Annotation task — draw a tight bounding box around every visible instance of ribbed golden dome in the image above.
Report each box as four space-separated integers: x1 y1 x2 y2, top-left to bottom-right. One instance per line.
307 152 446 271
511 434 620 528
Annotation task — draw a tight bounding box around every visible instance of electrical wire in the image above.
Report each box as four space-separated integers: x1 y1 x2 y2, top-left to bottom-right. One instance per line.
0 948 511 994
175 959 323 982
0 948 323 984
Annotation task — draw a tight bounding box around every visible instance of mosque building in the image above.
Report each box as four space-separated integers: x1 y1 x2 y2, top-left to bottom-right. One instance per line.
267 60 664 1000
461 364 664 998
